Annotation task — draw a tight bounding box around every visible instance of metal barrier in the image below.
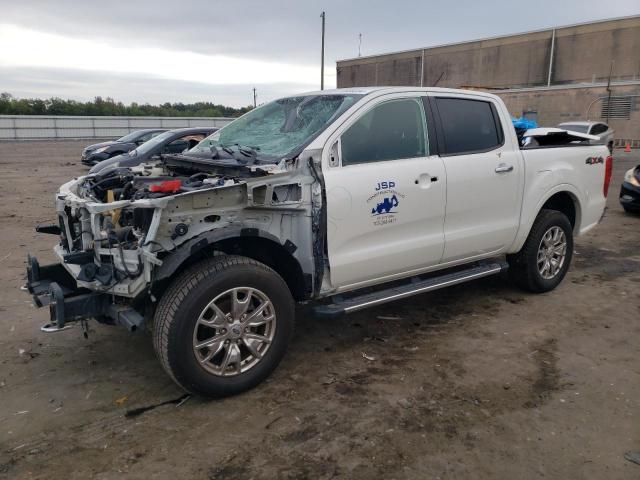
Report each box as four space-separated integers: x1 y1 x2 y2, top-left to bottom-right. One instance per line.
0 115 234 140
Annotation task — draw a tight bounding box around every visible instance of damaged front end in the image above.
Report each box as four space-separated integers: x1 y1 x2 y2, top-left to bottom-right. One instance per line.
27 155 315 333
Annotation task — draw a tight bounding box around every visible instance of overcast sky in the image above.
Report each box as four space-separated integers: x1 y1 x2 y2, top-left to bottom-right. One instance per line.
0 0 638 107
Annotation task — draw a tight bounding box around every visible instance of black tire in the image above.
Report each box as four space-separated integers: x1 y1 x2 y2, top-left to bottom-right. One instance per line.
507 209 574 293
153 255 295 397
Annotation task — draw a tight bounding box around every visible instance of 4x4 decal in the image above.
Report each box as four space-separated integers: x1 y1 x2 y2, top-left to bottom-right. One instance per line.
585 156 604 165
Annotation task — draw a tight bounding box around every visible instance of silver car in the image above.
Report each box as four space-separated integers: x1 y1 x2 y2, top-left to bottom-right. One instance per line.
557 121 614 152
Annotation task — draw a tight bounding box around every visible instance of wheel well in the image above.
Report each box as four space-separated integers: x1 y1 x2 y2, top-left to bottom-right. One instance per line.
211 237 309 301
541 192 578 230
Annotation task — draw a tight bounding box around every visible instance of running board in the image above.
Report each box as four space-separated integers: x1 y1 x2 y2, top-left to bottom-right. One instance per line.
313 262 508 318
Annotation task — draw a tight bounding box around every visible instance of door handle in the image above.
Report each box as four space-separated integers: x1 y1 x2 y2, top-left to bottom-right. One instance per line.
495 164 514 173
414 176 438 184
414 174 439 186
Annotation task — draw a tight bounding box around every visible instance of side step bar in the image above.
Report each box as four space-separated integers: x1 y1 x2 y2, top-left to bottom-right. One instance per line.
313 261 508 318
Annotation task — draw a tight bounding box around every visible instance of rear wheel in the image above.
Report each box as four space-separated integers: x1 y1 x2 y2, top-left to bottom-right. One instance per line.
507 209 573 293
153 255 294 397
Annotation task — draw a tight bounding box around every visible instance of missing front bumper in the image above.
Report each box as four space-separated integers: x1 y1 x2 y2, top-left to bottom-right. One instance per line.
26 254 145 332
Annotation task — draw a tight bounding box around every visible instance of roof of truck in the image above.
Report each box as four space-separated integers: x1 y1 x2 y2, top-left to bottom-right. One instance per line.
298 86 500 98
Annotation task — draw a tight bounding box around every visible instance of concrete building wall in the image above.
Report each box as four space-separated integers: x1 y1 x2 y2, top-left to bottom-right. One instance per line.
497 84 640 144
336 16 640 142
337 16 640 89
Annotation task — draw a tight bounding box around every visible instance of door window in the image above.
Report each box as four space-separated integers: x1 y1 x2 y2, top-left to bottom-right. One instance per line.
590 124 608 135
138 131 155 143
435 98 503 155
341 98 427 166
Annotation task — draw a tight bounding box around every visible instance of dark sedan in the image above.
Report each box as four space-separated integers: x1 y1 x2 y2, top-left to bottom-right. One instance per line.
620 164 640 213
81 129 168 165
89 127 217 173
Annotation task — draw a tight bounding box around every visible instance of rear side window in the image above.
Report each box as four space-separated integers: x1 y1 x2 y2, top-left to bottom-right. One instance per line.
435 98 502 155
341 98 427 166
590 124 608 135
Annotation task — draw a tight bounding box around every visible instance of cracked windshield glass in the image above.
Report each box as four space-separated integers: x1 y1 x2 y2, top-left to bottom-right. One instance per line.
189 93 362 162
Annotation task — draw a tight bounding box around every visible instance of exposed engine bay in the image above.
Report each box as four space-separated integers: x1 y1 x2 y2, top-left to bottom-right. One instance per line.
50 156 318 300
80 164 246 203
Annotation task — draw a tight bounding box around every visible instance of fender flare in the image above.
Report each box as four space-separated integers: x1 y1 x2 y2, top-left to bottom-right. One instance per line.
510 183 583 253
153 226 283 282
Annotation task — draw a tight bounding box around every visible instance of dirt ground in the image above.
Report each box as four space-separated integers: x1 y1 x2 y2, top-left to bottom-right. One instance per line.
0 140 638 480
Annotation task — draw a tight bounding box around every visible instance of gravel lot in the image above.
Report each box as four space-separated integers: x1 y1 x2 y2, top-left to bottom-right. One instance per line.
0 140 638 479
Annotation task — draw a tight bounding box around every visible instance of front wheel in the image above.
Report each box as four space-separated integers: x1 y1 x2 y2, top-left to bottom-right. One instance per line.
507 209 574 293
153 255 295 397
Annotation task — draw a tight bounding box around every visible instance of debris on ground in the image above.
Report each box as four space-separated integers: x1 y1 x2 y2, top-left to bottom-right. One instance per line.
322 375 336 385
624 452 640 466
361 352 376 361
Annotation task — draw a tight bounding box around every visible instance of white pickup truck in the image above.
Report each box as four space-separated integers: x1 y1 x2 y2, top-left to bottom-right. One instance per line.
26 87 612 397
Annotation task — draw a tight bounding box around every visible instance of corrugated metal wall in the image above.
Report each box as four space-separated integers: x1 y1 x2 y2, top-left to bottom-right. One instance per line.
0 115 234 140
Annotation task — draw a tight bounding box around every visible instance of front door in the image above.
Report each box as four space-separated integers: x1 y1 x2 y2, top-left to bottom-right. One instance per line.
323 95 447 289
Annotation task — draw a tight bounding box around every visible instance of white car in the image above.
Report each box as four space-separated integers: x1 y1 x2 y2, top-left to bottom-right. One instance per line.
557 121 614 152
27 87 612 397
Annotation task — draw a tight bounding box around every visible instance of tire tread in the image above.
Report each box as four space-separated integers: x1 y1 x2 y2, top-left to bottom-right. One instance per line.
152 255 291 394
507 209 573 293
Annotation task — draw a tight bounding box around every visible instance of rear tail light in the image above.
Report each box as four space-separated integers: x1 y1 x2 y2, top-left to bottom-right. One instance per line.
603 155 613 198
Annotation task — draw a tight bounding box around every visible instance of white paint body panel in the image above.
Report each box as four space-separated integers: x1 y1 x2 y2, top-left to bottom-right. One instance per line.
435 91 525 261
305 87 607 293
322 92 447 287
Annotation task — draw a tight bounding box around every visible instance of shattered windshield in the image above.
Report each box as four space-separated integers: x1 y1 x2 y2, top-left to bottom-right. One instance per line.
189 94 362 162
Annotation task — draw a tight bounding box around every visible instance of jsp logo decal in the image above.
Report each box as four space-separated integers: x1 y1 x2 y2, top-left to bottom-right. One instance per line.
367 180 405 226
375 181 395 190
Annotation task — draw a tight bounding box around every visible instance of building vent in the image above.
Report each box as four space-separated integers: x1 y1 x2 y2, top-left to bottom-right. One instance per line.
601 96 632 120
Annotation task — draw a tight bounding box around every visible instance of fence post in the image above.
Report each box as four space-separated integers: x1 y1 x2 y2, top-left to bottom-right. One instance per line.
12 117 17 140
92 118 96 138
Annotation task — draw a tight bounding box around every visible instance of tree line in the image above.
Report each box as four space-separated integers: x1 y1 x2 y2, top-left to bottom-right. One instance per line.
0 93 252 117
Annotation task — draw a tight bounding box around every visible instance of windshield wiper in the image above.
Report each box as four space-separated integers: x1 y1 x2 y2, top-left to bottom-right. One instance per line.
220 143 260 157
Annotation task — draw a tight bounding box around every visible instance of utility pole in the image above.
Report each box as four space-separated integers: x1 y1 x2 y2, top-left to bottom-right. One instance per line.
605 60 614 124
320 11 325 90
547 28 556 87
252 87 257 108
358 33 362 57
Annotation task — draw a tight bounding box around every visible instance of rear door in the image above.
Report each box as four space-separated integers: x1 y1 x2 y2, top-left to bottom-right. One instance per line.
430 95 523 262
323 94 447 289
